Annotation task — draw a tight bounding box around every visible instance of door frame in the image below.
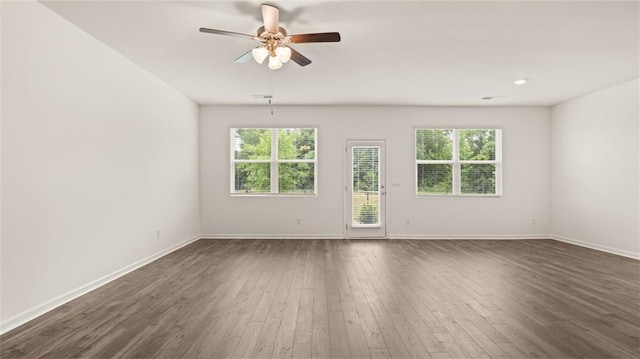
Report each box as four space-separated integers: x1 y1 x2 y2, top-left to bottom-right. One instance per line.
344 138 388 239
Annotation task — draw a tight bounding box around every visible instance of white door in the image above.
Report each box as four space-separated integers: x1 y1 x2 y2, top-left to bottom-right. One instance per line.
345 139 386 238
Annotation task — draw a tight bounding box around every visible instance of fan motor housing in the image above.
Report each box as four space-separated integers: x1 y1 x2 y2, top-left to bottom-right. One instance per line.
257 25 287 40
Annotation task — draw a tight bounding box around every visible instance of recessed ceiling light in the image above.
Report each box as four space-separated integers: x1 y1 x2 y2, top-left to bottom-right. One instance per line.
513 79 528 85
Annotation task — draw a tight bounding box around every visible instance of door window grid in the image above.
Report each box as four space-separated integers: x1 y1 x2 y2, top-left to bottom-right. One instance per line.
351 146 380 227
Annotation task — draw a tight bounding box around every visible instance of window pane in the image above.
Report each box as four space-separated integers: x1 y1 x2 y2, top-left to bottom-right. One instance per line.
352 147 380 225
461 164 496 194
417 164 452 194
234 163 270 193
232 128 271 160
459 129 496 160
416 129 453 160
278 163 315 194
353 199 379 225
353 147 379 192
278 128 316 160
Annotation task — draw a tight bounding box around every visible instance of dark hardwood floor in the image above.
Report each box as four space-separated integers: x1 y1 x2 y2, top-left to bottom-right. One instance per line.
1 239 638 358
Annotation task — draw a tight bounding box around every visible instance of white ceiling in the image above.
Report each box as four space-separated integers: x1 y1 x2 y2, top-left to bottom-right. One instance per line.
42 0 639 106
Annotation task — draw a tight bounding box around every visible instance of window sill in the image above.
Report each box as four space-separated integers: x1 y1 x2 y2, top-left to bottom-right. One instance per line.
416 194 502 198
230 193 318 198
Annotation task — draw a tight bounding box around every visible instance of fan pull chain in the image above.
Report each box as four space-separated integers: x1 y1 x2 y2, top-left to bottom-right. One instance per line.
268 71 274 116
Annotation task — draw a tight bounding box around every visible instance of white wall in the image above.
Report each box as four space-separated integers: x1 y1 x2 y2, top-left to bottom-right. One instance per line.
1 2 200 331
0 3 4 328
551 79 639 258
200 106 550 239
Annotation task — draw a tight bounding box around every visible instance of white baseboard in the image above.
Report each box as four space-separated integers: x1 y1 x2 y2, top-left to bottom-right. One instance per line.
388 234 551 240
550 234 640 260
200 234 345 240
0 235 201 335
202 234 551 240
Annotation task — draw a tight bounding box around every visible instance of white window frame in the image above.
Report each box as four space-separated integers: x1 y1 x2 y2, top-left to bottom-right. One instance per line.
230 127 318 196
415 128 502 197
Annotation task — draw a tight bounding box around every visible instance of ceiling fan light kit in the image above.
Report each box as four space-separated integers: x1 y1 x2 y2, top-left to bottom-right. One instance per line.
275 46 292 63
251 46 269 64
268 54 284 70
200 3 340 70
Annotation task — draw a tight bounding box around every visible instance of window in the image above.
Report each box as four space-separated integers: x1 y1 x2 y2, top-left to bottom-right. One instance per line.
415 128 502 196
231 128 317 195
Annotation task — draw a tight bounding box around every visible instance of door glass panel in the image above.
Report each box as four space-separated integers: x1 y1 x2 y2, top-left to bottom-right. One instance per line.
352 146 380 226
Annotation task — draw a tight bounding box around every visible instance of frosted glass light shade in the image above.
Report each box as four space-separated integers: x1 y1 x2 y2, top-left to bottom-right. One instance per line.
268 55 283 70
251 46 269 64
275 46 292 63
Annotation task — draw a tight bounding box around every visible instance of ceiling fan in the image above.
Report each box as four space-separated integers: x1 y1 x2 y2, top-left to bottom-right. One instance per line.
199 3 341 70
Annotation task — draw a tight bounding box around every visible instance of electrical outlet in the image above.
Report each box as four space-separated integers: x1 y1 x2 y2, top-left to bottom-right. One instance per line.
532 219 537 226
156 230 160 239
296 218 301 225
406 218 411 225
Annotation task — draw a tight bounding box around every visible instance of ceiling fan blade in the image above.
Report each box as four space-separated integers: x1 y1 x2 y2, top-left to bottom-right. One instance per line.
199 28 259 41
289 47 312 67
261 4 279 33
289 32 341 44
234 49 254 64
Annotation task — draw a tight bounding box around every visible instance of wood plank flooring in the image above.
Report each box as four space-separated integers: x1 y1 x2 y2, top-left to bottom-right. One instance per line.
1 239 638 358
